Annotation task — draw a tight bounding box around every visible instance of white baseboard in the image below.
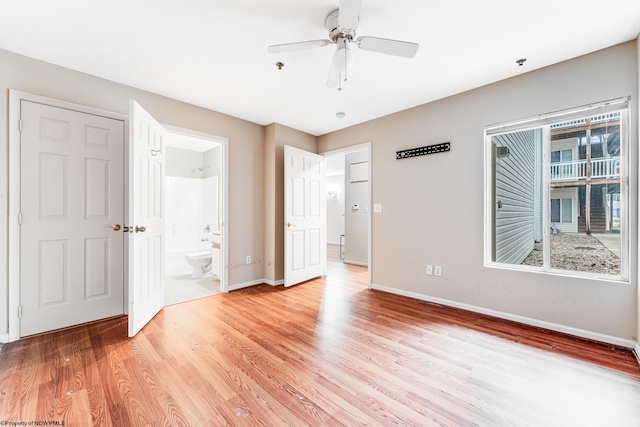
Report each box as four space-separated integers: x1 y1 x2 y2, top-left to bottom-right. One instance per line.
634 342 640 366
0 333 9 344
228 278 283 291
371 283 636 349
344 260 368 267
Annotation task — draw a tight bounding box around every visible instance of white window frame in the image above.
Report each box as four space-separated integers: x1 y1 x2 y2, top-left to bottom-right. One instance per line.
484 97 630 282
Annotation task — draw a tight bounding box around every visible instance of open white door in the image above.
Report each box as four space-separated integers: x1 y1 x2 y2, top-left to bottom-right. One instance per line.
284 145 325 287
128 100 165 337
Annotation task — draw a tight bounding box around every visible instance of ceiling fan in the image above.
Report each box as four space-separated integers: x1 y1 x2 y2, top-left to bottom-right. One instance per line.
268 0 419 90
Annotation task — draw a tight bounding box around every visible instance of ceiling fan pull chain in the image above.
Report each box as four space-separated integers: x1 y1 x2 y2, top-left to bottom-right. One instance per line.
338 73 343 91
344 47 348 82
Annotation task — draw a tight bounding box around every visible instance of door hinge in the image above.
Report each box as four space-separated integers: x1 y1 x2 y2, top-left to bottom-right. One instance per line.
17 305 22 318
18 212 22 225
18 119 23 132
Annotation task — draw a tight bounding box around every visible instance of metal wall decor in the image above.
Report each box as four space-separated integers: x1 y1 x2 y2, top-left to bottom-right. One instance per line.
396 142 450 159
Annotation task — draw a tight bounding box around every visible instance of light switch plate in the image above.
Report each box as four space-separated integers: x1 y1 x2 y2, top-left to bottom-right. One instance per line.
426 265 433 275
373 204 382 213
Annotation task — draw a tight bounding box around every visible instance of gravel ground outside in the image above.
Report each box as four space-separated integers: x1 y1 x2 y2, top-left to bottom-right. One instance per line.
521 233 620 275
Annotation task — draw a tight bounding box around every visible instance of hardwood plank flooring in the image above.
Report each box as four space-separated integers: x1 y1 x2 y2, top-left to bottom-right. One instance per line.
1 247 639 426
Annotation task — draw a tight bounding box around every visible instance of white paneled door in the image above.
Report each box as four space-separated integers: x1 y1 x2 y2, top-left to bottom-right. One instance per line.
20 101 125 336
128 100 165 337
284 145 325 287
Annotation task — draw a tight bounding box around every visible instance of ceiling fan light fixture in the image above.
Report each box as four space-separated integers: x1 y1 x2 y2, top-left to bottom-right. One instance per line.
332 47 354 72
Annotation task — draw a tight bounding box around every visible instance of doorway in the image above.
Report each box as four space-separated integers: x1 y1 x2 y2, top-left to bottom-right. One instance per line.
163 130 224 305
322 143 371 287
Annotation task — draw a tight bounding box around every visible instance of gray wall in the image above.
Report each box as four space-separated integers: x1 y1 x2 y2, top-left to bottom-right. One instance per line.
344 150 369 265
319 41 639 342
263 123 318 283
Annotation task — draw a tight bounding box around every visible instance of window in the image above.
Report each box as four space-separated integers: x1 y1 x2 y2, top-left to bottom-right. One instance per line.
485 98 629 280
551 149 572 163
550 198 572 223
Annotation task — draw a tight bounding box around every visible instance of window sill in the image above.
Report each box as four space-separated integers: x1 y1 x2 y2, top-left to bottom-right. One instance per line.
484 261 630 284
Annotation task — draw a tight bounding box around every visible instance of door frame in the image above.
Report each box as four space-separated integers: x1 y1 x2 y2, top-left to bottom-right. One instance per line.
321 142 372 289
163 124 229 293
7 90 129 342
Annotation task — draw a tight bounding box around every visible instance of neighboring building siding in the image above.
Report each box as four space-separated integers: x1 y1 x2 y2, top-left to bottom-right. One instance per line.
551 138 578 159
494 130 540 264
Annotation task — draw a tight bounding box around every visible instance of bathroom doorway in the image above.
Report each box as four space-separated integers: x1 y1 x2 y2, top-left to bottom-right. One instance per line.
164 129 225 305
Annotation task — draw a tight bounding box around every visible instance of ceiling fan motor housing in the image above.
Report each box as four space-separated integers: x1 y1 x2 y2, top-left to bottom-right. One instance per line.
325 9 357 41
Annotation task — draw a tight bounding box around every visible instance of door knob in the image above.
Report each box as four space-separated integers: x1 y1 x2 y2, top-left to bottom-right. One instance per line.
135 226 147 233
108 224 121 231
287 222 295 228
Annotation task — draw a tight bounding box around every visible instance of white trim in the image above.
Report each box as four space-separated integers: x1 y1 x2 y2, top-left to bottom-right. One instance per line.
8 92 21 342
634 342 640 366
0 333 9 344
263 279 285 287
162 124 230 294
7 90 128 343
344 260 368 267
371 283 637 349
321 142 372 289
228 279 271 291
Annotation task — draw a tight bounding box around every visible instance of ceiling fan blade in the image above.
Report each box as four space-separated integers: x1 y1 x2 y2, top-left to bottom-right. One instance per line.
326 64 341 88
338 0 362 31
268 39 332 54
356 36 419 58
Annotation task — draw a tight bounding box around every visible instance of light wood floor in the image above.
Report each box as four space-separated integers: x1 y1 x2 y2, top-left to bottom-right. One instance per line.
1 247 639 426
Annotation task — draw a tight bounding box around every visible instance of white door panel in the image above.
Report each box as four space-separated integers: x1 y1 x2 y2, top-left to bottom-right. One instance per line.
128 100 165 337
20 101 125 336
284 145 325 287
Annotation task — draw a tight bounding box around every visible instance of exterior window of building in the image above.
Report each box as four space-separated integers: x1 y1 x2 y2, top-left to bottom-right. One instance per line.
551 198 572 224
485 98 629 280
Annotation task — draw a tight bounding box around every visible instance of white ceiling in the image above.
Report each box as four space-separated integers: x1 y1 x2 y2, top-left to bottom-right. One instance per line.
2 1 639 136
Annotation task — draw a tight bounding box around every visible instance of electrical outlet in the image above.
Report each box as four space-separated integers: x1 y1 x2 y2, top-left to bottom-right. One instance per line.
434 266 442 276
426 264 433 275
246 256 252 264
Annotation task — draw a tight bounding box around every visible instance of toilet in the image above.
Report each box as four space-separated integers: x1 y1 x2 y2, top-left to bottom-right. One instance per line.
185 250 212 278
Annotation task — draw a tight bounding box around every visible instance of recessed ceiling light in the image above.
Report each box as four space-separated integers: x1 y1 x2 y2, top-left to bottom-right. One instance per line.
336 112 346 119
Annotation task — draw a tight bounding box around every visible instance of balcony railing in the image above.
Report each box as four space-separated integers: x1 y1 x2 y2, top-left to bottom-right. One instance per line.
550 156 620 181
550 112 621 130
